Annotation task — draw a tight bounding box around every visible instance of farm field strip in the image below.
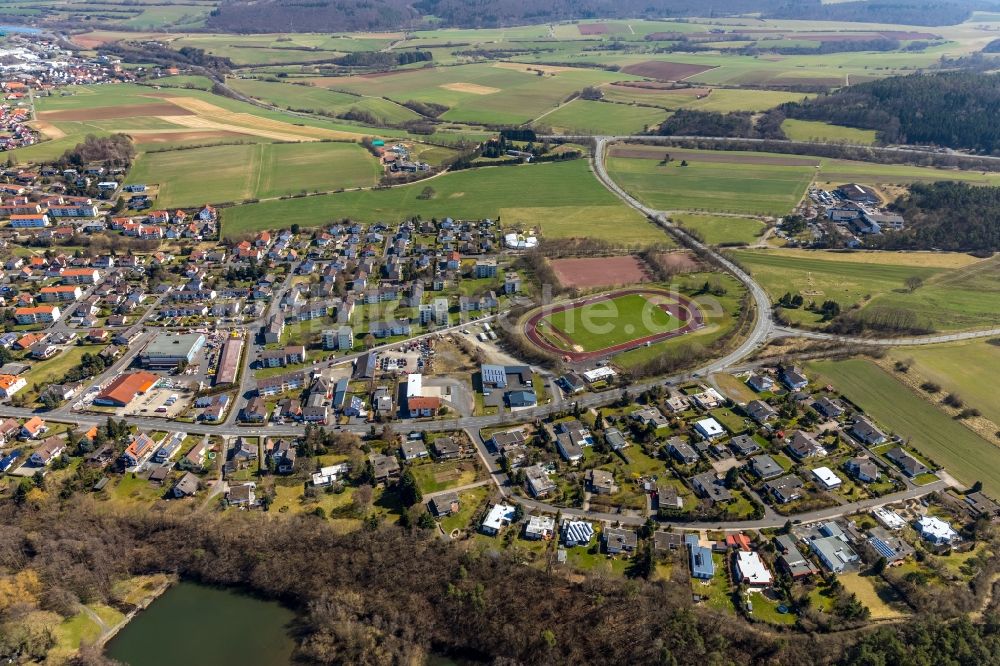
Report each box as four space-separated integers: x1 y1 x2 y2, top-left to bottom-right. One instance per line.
221 160 648 237
807 359 1000 497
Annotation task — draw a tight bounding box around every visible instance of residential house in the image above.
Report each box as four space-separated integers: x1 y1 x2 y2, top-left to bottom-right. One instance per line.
780 365 808 390
812 397 845 419
561 520 595 547
915 516 959 545
524 515 556 540
370 453 401 483
885 447 928 478
786 431 825 460
401 440 429 461
29 436 65 466
686 535 715 580
747 373 774 392
586 468 619 495
750 454 783 480
729 434 761 457
431 436 461 460
481 503 516 536
668 437 699 465
764 474 805 504
692 472 732 503
171 472 200 498
845 456 880 483
746 400 777 424
429 492 460 517
603 527 637 554
851 417 886 445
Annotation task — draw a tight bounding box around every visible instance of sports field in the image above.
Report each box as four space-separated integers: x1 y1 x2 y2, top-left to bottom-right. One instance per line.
221 160 649 237
524 287 704 361
671 213 766 245
542 293 683 351
126 142 380 208
732 249 1000 331
807 359 1000 497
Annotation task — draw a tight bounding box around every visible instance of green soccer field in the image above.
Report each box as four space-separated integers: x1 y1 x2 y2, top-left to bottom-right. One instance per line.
541 293 682 352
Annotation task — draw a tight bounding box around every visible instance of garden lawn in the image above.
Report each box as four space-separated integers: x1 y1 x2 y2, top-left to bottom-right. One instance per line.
410 459 480 494
24 345 106 397
807 359 1000 497
838 573 906 619
222 160 641 236
543 293 681 352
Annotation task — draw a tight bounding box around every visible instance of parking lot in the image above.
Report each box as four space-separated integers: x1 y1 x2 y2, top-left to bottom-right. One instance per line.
123 382 194 419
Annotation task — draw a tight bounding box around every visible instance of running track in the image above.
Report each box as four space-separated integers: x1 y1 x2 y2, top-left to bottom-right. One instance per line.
523 288 705 362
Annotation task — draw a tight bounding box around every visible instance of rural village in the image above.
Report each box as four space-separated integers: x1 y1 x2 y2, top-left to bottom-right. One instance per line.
1 8 1000 666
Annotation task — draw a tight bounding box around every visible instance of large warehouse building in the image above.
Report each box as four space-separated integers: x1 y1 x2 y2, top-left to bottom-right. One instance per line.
215 336 243 386
140 333 206 369
95 371 159 407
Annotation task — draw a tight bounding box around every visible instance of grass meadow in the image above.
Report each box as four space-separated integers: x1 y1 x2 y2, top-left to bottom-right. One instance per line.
781 119 877 145
671 213 766 245
126 142 380 207
732 249 1000 331
534 99 668 135
889 340 1000 427
222 159 651 238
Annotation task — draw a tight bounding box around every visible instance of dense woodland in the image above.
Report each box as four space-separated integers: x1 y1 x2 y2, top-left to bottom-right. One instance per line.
779 72 1000 153
202 0 988 31
875 181 1000 252
1 502 999 665
658 109 787 140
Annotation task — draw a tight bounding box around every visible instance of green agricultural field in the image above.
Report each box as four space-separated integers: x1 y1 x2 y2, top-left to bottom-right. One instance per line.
222 159 645 236
227 78 422 125
680 88 811 113
534 99 668 135
541 293 682 352
326 62 641 126
127 142 380 207
731 249 1000 331
671 213 766 245
782 119 877 145
807 359 1000 497
889 340 1000 426
501 205 666 246
607 152 814 216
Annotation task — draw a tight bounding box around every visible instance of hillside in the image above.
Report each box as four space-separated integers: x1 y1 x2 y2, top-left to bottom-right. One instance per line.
780 72 1000 153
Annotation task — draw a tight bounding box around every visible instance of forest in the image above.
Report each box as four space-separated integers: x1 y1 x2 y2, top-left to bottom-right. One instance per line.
194 0 989 31
779 72 1000 153
0 500 999 665
657 109 787 140
874 181 1000 252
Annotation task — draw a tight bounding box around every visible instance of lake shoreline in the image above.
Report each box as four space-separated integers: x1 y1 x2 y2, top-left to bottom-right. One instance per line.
95 575 176 650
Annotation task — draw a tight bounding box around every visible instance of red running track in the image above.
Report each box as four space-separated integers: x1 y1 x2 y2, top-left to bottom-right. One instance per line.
523 288 705 363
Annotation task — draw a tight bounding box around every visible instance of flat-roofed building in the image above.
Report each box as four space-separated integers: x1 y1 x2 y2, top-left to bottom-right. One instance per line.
141 333 206 369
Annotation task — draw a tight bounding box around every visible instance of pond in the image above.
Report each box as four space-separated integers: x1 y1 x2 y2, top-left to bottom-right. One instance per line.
105 581 296 666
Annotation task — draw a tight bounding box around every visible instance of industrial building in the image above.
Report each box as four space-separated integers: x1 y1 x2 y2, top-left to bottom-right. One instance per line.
95 371 159 407
215 336 243 386
140 333 206 369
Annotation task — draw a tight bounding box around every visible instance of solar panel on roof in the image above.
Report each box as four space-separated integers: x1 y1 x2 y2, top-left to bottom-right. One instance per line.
869 537 895 559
